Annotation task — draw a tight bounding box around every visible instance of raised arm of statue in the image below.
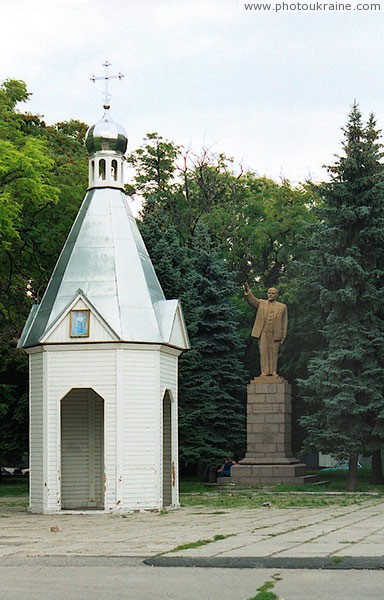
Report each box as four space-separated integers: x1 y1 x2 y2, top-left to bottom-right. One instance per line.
243 282 260 309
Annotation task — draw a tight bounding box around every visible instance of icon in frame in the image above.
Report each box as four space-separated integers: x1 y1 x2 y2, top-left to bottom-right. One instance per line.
70 309 90 337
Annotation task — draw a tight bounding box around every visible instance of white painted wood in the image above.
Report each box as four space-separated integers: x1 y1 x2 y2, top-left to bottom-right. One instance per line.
115 348 124 509
89 153 125 189
43 297 118 344
169 304 190 349
61 389 104 509
44 346 116 512
29 351 44 512
61 391 90 509
27 341 181 513
160 349 179 507
93 394 104 508
122 347 158 509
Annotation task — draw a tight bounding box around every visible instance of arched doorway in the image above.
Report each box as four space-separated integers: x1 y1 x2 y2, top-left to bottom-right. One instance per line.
61 388 104 510
162 390 173 506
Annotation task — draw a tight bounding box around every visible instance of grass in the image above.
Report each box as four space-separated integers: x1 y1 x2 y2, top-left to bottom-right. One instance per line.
1 469 383 512
0 497 28 509
164 533 234 554
0 477 29 513
274 466 382 493
247 574 282 600
0 477 28 498
179 468 384 509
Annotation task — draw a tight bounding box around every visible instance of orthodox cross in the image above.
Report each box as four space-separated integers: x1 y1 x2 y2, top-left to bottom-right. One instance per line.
90 60 124 108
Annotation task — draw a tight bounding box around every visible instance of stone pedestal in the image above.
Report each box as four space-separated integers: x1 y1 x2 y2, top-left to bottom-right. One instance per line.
231 376 314 485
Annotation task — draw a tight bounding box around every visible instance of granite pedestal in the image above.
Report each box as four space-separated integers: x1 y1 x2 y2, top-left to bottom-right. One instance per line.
231 376 314 485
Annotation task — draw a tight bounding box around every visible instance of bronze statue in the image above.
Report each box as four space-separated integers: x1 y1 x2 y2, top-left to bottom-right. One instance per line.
244 283 288 377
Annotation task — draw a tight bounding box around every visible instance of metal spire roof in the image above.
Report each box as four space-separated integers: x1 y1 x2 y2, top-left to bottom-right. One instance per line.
19 187 189 349
19 63 189 351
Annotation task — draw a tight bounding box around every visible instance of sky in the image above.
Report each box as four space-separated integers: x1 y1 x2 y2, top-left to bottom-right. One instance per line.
2 0 384 185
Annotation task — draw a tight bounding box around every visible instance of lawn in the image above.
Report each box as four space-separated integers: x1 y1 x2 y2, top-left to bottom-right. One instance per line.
1 469 383 511
0 476 28 498
0 477 29 512
179 468 384 509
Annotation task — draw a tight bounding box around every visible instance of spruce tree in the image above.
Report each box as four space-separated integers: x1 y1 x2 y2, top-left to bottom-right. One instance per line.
177 227 246 466
139 216 247 468
299 104 384 490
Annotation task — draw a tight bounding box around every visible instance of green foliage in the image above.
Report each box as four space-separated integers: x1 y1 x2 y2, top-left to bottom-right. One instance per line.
177 230 247 463
127 131 179 199
0 78 321 468
128 132 321 464
130 135 318 293
298 104 384 489
0 79 88 462
0 383 28 462
193 152 318 384
131 134 248 465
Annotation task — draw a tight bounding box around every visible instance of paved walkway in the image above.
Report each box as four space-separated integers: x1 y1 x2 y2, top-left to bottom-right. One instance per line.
1 498 384 568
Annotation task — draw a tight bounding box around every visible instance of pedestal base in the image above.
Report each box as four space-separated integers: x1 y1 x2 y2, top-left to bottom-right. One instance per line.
230 460 315 485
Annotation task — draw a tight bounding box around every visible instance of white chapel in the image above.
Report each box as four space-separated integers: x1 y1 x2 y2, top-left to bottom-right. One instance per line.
18 74 189 513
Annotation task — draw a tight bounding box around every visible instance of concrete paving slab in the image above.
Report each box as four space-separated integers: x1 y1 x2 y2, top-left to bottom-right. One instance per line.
275 544 348 557
335 544 384 557
1 500 384 569
2 564 383 600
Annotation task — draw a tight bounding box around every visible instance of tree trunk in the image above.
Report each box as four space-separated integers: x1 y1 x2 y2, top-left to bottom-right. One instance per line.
347 455 359 491
371 450 384 485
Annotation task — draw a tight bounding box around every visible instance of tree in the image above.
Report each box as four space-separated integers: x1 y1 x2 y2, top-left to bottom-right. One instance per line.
198 172 320 383
130 134 247 467
129 132 325 465
0 80 57 462
142 224 248 466
299 104 384 490
0 82 87 322
177 228 247 465
0 80 88 463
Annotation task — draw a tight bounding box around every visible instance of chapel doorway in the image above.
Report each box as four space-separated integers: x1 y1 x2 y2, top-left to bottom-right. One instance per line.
61 388 104 510
162 390 173 506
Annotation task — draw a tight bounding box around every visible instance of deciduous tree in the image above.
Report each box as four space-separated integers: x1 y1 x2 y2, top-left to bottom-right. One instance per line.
0 80 88 463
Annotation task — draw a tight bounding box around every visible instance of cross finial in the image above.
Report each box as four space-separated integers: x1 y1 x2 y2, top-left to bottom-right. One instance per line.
90 60 124 108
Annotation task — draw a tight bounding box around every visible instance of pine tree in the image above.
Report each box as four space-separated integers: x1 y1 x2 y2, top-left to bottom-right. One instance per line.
299 104 384 490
